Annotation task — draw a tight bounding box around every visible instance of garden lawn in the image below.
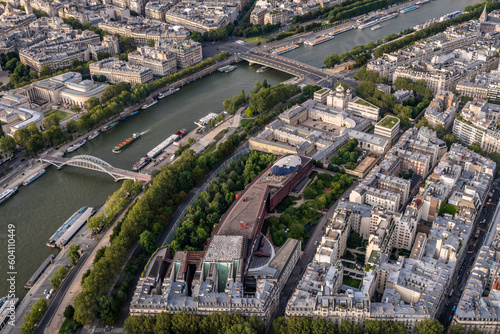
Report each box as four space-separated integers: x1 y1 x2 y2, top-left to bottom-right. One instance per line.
343 275 362 289
244 36 268 43
44 109 70 120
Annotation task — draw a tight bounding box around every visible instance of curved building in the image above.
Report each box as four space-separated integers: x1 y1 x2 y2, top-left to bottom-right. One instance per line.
271 155 302 176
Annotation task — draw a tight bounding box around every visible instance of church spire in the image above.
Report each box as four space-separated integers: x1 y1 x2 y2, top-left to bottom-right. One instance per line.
480 4 488 22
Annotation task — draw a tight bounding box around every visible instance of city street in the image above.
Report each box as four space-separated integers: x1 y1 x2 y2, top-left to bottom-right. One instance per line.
438 180 500 327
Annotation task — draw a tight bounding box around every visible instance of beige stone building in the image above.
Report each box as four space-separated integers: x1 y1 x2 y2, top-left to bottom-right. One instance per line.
89 59 153 85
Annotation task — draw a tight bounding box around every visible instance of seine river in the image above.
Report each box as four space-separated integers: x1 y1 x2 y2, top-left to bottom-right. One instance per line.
0 0 481 297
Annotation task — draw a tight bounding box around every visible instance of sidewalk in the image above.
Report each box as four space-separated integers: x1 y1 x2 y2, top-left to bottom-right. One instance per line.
43 191 145 334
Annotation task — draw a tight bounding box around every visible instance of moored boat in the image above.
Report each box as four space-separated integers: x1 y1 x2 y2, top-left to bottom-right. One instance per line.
224 65 237 73
101 121 119 132
23 169 46 186
66 139 86 153
141 99 158 110
158 87 180 99
400 5 420 14
133 156 151 171
304 34 334 46
0 187 18 205
87 131 100 141
271 44 299 55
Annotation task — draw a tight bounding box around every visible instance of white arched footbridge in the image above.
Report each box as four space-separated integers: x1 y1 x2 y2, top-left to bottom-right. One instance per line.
40 155 151 182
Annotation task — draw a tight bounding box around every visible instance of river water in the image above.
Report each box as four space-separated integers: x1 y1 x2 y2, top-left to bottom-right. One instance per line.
0 0 481 298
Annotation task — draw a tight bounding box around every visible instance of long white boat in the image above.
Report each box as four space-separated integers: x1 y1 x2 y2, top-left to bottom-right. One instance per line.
256 66 271 73
304 34 334 46
87 131 100 141
379 12 398 22
271 44 299 55
146 129 186 159
400 5 420 14
0 187 17 205
65 139 86 154
142 99 158 110
331 26 354 36
158 87 180 99
358 19 380 29
371 25 382 31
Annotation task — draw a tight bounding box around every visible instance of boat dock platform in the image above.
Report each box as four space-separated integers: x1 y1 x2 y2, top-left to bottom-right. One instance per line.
24 255 54 289
47 206 94 248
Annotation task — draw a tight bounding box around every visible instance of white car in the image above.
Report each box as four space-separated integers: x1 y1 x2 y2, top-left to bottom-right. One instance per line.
46 294 52 300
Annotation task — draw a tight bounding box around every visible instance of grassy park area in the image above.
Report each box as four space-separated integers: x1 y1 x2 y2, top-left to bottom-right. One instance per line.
243 36 268 44
44 109 70 120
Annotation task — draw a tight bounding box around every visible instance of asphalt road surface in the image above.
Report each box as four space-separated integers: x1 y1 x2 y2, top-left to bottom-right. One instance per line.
34 252 89 334
438 179 500 327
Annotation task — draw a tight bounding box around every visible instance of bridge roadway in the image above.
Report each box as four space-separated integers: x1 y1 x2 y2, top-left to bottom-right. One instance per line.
40 155 151 182
240 51 334 86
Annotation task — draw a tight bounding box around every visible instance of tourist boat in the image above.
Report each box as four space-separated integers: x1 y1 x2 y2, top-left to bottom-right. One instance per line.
132 156 151 171
112 133 141 153
331 26 354 36
439 11 461 22
379 12 398 22
65 139 86 153
101 121 119 132
23 169 46 186
0 187 18 205
400 5 420 14
158 87 180 99
358 19 380 30
141 99 158 110
271 44 299 55
224 65 237 73
304 34 334 46
256 66 271 73
371 25 382 31
87 131 100 141
218 65 231 72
